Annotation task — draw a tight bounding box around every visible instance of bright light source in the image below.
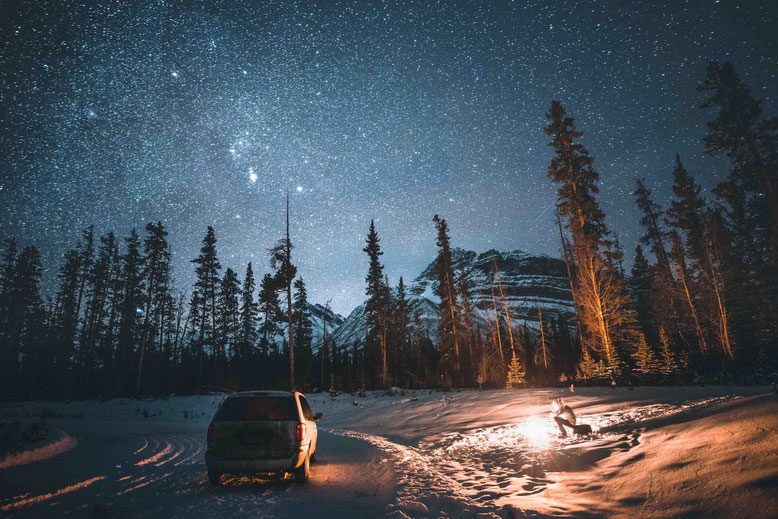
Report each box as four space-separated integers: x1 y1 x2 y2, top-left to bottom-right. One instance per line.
521 417 553 448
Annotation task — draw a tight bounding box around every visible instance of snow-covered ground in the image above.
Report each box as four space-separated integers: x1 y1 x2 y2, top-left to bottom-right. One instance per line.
1 386 776 518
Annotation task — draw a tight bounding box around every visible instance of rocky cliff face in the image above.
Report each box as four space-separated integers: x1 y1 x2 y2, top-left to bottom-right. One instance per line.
330 248 575 352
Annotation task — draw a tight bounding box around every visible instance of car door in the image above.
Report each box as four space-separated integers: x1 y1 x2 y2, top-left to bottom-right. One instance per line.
298 395 317 454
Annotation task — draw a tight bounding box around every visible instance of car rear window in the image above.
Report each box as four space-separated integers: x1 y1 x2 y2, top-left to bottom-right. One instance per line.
214 397 296 422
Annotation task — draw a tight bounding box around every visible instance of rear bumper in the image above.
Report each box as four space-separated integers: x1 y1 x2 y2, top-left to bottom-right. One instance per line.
205 443 309 474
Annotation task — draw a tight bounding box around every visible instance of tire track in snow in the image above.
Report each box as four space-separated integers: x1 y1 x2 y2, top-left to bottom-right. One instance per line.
1 476 106 512
136 442 173 466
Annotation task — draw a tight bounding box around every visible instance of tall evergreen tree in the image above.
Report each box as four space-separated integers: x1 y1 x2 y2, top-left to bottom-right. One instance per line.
238 262 258 387
257 273 281 355
394 277 412 387
292 278 313 389
116 229 144 393
432 215 461 383
54 246 82 392
699 61 778 275
137 221 171 394
270 194 297 388
363 220 388 387
218 267 241 362
14 246 46 399
191 226 221 388
544 100 637 374
2 246 44 398
630 245 653 338
699 61 778 348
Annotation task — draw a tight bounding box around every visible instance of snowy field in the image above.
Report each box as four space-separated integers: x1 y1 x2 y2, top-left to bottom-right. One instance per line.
1 386 776 518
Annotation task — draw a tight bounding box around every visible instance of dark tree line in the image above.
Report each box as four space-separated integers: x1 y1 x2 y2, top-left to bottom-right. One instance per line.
0 211 326 401
1 61 775 402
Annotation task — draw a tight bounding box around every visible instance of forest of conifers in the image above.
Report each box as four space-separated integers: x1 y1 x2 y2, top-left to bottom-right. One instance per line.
1 61 775 401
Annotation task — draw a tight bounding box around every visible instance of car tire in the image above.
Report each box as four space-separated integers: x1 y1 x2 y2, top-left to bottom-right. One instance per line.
310 448 317 463
207 470 222 486
295 454 310 483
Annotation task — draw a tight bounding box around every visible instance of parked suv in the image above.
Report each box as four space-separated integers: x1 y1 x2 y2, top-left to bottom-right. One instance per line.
205 390 322 484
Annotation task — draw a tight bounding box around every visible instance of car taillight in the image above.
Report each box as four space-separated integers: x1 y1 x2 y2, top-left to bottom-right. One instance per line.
296 423 307 442
207 424 214 444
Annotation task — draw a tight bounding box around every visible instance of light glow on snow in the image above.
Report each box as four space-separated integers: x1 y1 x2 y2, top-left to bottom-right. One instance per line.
520 417 555 448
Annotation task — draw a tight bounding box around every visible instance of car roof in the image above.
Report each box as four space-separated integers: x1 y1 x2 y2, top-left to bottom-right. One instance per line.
227 390 296 398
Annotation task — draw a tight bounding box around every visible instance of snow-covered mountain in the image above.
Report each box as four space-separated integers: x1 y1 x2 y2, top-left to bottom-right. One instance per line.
330 248 575 351
270 303 345 353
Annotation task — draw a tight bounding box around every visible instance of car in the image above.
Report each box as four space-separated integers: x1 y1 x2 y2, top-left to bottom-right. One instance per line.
205 390 323 484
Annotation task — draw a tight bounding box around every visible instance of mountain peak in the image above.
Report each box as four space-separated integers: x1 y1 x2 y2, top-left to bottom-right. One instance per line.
332 248 575 352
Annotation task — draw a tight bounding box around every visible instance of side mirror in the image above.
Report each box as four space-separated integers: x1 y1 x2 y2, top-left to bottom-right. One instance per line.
314 412 323 421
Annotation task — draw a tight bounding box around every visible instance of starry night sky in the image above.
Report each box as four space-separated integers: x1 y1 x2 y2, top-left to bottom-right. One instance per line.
1 1 776 315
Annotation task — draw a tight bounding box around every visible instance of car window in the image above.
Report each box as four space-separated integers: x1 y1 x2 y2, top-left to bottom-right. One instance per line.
214 397 295 422
299 396 314 421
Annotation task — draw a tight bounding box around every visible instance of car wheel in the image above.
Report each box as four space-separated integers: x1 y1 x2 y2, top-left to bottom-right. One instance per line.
310 448 317 463
207 470 222 486
295 454 310 483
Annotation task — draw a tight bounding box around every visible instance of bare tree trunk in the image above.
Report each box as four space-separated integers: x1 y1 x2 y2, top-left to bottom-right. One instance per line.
704 243 733 359
494 261 516 356
489 283 504 364
286 193 295 389
478 288 500 364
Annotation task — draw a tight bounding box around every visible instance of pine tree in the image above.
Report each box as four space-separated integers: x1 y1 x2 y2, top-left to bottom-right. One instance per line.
116 229 144 394
576 348 608 383
633 178 681 337
270 194 297 389
658 326 677 377
257 273 281 353
79 232 119 396
292 278 313 389
14 246 45 399
102 233 123 392
2 246 44 398
137 221 171 394
432 215 461 383
238 263 258 387
544 100 636 375
363 220 388 388
192 226 221 388
505 350 525 389
634 335 662 378
698 61 778 278
394 277 412 387
218 267 240 361
54 246 82 392
0 239 19 394
630 246 652 337
700 62 778 351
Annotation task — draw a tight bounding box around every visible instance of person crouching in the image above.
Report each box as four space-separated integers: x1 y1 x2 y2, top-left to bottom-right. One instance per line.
551 398 592 437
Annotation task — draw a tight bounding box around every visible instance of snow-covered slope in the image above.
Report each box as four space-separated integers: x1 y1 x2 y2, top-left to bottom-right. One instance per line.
331 248 575 351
